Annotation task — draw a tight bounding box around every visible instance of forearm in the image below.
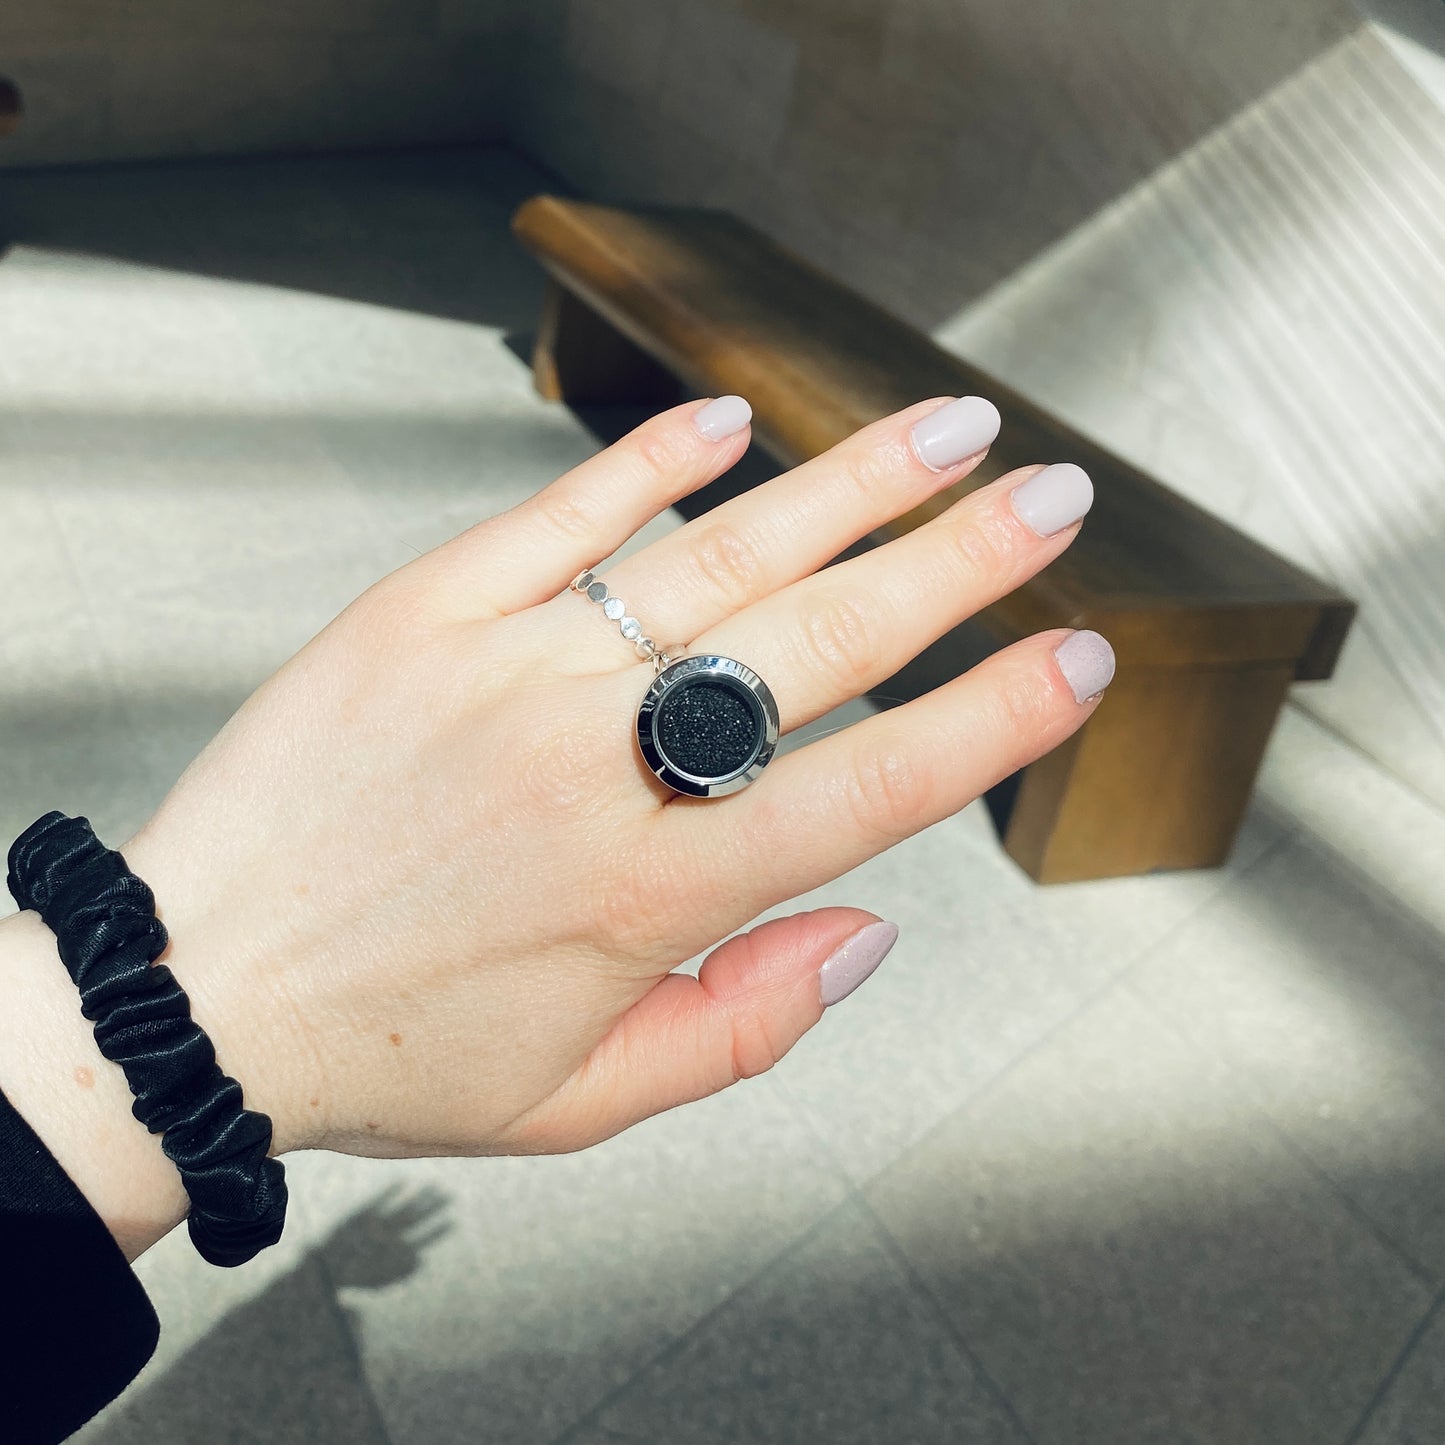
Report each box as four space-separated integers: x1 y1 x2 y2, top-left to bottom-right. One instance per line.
0 908 189 1262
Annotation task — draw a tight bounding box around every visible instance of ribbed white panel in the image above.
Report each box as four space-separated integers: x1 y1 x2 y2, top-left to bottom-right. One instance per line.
938 26 1445 809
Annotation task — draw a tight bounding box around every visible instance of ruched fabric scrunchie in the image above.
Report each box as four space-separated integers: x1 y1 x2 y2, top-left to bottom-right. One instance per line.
6 812 287 1267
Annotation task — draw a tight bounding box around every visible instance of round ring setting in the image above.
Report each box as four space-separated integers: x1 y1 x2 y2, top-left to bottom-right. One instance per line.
636 654 779 797
570 568 779 798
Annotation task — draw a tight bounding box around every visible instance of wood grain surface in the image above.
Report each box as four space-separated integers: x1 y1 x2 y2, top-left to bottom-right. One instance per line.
513 195 1356 881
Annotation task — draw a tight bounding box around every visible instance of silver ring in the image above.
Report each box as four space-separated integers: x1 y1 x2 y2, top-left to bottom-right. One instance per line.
570 569 780 798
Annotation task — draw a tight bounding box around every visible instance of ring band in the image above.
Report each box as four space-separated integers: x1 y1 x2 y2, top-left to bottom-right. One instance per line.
570 569 780 798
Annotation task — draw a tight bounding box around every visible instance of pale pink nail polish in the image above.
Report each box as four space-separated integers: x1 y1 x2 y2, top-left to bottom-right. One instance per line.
694 395 752 441
1011 463 1093 537
819 920 900 1008
909 396 1001 471
1054 630 1115 703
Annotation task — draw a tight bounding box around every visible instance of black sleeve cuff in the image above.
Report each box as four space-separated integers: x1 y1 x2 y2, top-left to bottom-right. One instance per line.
1 1084 160 1444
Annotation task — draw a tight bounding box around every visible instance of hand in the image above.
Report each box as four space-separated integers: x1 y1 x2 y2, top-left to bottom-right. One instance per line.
106 395 1108 1178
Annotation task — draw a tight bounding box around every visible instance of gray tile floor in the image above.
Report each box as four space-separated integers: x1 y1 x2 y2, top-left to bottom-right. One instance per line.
3 147 1444 1444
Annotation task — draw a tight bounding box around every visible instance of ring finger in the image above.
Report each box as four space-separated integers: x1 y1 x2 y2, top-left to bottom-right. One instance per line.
689 459 1095 734
676 627 1115 919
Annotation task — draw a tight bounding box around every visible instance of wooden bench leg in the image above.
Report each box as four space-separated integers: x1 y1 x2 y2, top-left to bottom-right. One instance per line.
531 278 681 406
0 78 21 140
1001 663 1294 883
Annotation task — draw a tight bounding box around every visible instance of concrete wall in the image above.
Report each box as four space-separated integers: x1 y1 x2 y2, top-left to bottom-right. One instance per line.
0 0 514 166
5 0 1445 815
505 0 1445 815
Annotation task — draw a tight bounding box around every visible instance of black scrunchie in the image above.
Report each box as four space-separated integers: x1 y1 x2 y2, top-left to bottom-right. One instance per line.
6 812 287 1267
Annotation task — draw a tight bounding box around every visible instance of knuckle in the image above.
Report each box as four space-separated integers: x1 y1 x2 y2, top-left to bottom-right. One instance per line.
346 570 448 643
990 664 1053 757
728 1007 783 1083
590 874 655 953
511 718 612 820
540 484 608 544
835 440 903 503
631 420 693 489
795 592 882 695
594 836 699 957
843 734 930 844
689 519 765 613
942 505 1018 590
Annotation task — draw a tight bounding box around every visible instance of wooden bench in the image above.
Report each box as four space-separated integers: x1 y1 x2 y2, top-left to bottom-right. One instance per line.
512 195 1355 884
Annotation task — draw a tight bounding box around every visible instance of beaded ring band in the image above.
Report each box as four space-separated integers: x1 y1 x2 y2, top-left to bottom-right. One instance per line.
570 569 780 798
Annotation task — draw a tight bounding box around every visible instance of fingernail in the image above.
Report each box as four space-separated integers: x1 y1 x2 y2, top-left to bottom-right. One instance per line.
1011 463 1093 537
694 395 752 441
819 920 900 1008
909 395 1002 471
1054 629 1116 704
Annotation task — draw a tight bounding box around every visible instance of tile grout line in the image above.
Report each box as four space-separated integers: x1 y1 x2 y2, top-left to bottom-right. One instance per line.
31 473 177 829
1277 693 1445 832
848 820 1445 1445
545 1194 862 1445
1118 971 1442 1293
753 829 1312 1442
36 476 132 717
853 1190 1042 1445
1341 1283 1445 1445
801 822 1304 1209
1112 807 1445 1293
692 833 1311 1444
313 1248 405 1445
1258 805 1445 962
1289 686 1445 835
1112 846 1445 1439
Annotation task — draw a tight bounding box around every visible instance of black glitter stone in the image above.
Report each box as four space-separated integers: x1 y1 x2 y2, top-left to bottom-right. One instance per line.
655 678 761 777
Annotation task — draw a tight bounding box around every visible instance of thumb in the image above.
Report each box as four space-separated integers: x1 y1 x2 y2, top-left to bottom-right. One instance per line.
501 908 899 1154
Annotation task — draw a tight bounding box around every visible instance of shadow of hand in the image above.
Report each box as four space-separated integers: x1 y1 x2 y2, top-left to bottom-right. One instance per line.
317 1184 453 1291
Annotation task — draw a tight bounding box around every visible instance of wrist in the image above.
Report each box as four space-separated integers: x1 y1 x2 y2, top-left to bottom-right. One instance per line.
120 822 323 1159
0 811 321 1264
0 908 189 1261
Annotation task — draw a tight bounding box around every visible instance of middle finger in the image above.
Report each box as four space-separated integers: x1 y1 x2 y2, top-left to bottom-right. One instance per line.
593 394 1003 650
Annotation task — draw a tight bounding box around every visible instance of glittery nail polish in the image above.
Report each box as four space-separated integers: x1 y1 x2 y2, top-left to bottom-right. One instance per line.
819 920 900 1008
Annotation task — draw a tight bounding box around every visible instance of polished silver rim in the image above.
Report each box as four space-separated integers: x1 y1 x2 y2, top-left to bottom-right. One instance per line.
636 655 780 797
